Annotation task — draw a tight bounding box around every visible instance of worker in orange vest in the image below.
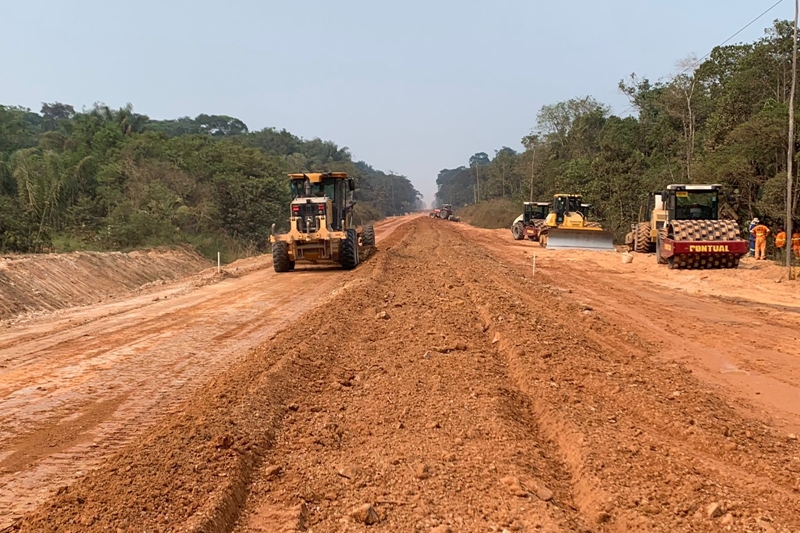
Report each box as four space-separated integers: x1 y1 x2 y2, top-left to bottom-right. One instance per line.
775 228 787 260
751 221 770 260
792 229 800 258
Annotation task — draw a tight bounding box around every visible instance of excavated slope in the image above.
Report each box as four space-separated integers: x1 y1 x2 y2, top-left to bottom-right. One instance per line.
0 248 210 320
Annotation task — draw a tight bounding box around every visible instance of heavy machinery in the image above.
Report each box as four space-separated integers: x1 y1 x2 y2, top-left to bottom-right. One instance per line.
627 184 747 269
511 202 550 241
269 172 374 272
538 194 615 251
432 204 460 222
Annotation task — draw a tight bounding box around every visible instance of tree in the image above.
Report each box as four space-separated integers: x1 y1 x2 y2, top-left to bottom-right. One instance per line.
41 102 75 131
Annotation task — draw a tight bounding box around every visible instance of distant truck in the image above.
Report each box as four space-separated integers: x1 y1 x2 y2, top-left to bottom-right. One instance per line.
430 204 460 222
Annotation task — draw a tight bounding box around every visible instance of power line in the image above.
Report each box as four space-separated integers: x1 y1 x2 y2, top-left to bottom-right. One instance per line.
693 0 785 67
617 0 787 116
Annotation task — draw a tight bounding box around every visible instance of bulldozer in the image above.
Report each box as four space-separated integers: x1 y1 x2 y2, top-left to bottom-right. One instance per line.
511 202 550 241
538 194 615 251
269 172 374 272
626 184 747 269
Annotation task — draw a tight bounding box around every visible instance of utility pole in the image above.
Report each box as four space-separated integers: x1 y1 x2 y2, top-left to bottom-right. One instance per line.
475 163 480 203
529 145 536 203
787 0 798 277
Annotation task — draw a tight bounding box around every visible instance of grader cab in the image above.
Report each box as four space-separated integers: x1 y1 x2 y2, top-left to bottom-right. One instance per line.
269 172 374 272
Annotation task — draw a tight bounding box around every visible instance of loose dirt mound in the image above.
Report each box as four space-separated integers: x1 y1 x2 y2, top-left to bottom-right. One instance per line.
18 218 800 533
0 248 210 320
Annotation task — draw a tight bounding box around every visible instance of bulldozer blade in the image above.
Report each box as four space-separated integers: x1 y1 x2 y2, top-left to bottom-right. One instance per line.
546 228 615 251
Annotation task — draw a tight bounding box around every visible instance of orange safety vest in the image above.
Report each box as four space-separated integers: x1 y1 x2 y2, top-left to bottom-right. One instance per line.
792 233 800 245
776 232 787 248
752 224 770 238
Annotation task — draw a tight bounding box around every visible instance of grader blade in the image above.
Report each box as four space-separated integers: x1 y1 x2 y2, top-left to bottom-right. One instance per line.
546 228 615 251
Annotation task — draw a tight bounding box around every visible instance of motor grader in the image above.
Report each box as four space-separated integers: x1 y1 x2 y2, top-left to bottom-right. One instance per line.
626 184 747 269
511 202 550 241
538 194 615 251
269 172 374 272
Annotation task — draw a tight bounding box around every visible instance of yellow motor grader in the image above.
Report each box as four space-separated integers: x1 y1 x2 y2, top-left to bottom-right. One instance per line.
269 172 374 272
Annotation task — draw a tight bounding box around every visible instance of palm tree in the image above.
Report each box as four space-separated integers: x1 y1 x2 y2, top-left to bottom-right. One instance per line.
11 149 92 241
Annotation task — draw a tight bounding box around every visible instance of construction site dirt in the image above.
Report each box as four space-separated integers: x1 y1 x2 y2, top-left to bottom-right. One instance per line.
4 215 800 532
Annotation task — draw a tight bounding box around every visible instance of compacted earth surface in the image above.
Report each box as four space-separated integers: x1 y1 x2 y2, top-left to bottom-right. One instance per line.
4 216 800 532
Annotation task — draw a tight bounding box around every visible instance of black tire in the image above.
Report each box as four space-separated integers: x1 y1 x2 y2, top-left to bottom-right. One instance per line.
512 222 524 240
361 225 376 247
340 229 359 270
634 222 652 254
656 234 668 265
272 242 292 273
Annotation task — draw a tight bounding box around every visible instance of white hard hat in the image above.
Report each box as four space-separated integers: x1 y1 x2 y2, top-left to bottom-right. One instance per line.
752 218 759 223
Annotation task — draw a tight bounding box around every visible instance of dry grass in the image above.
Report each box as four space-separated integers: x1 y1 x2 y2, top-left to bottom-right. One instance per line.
456 199 521 229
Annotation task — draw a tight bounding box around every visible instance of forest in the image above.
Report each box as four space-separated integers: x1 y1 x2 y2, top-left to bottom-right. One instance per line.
0 103 421 258
435 20 799 238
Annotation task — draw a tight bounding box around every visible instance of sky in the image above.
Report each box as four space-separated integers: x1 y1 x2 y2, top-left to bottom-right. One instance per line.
0 0 792 205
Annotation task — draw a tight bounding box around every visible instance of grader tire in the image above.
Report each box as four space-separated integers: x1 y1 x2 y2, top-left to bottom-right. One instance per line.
340 229 359 270
361 225 376 247
634 222 652 254
512 222 524 240
272 242 292 273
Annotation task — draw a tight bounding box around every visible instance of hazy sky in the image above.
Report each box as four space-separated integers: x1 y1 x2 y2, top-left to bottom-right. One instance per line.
0 0 791 204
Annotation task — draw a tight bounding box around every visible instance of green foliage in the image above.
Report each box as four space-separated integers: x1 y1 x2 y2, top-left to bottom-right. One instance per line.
436 20 800 239
0 103 418 257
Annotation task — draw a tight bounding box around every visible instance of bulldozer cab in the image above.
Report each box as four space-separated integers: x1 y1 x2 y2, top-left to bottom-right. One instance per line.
664 184 720 222
289 172 355 231
552 194 583 225
523 202 549 224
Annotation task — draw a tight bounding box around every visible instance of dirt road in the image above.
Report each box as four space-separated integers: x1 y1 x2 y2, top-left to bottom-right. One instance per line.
0 216 411 528
14 217 800 533
456 225 800 436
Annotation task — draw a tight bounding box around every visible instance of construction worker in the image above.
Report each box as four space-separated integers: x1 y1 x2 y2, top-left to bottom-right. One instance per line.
792 229 800 259
752 221 770 260
748 218 758 257
775 228 787 260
